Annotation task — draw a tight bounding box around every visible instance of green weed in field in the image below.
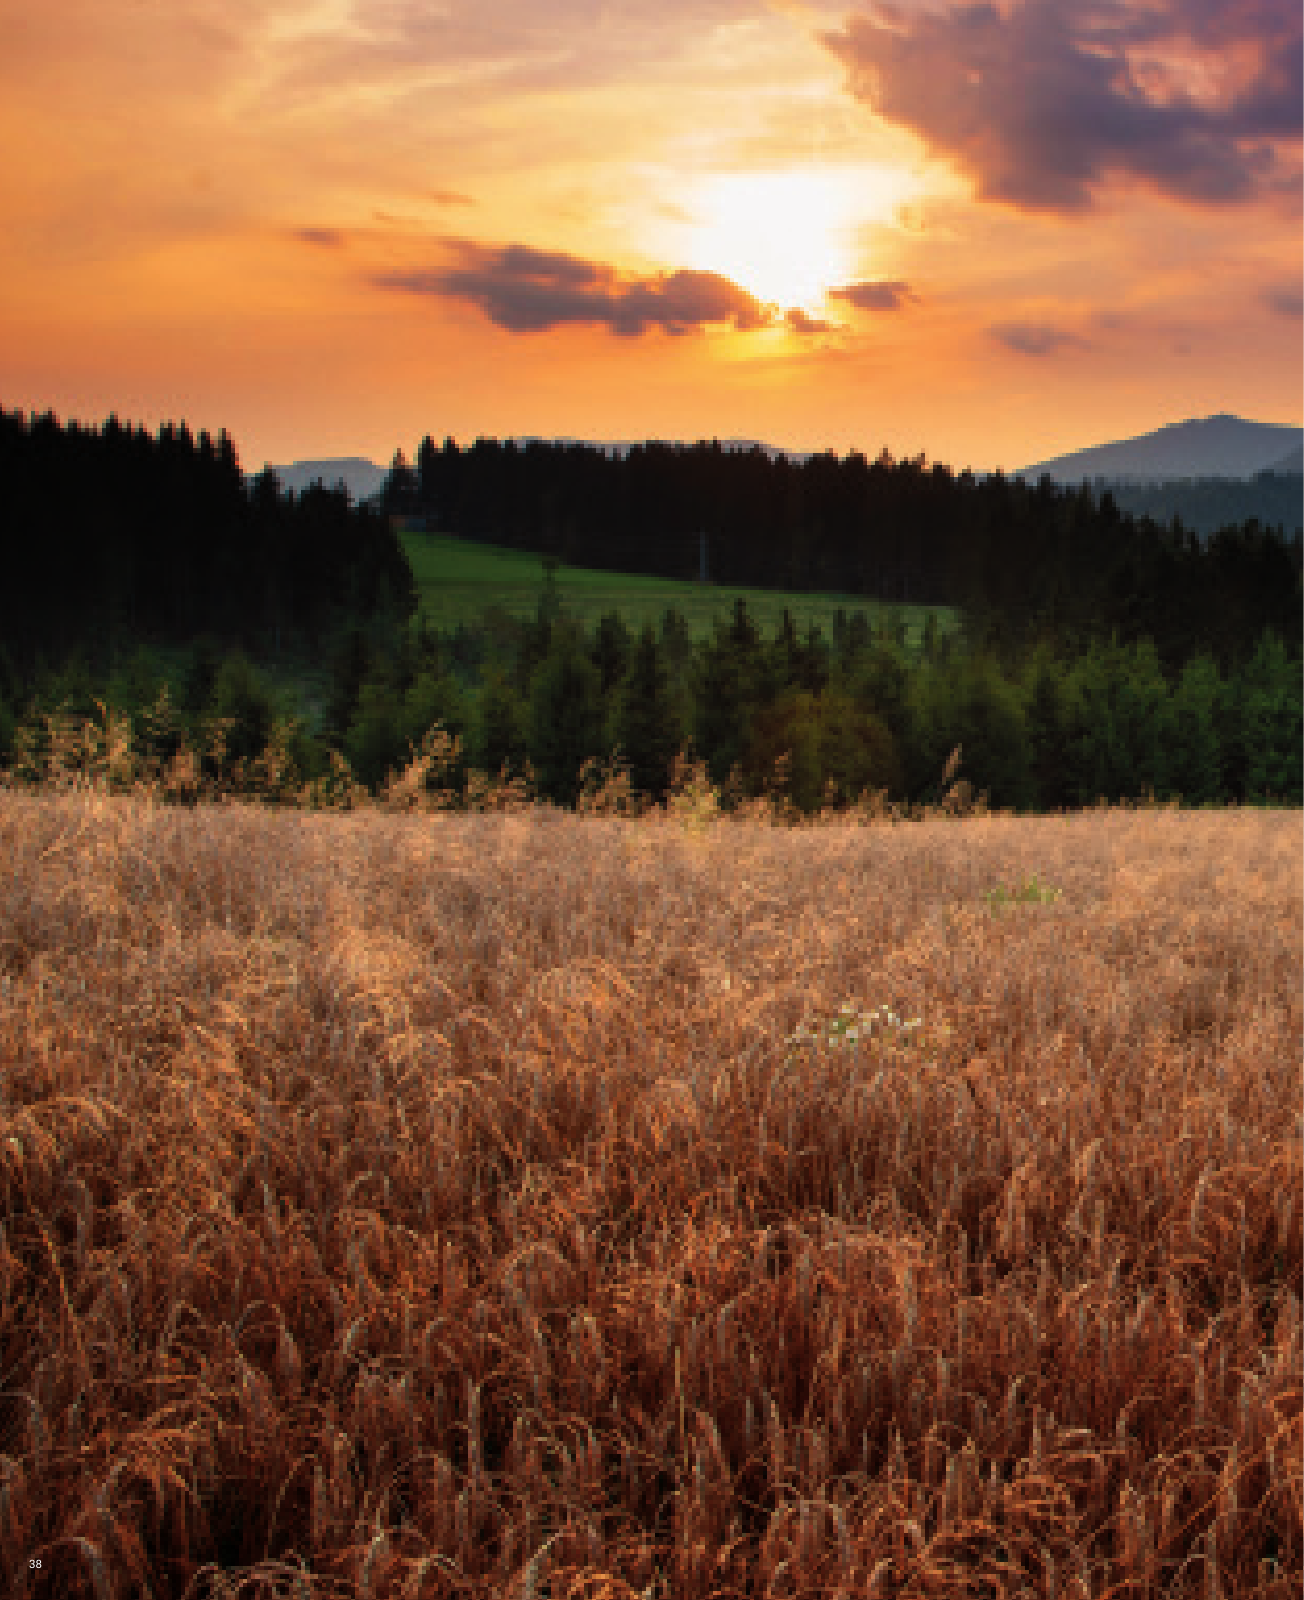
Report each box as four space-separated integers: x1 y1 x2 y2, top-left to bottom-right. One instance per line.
982 874 1061 910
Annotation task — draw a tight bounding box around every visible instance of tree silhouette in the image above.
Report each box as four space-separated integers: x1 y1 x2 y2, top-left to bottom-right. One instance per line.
527 630 605 803
615 625 682 801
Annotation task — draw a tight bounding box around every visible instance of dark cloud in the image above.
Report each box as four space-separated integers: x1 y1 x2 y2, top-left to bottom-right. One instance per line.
829 279 916 311
293 225 348 248
823 0 1302 213
374 240 776 336
1262 279 1303 318
425 188 474 207
785 306 844 335
990 320 1087 355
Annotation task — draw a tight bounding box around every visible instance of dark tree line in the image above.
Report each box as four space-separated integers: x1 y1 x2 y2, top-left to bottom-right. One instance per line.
390 435 1301 672
5 581 1298 813
0 408 416 675
2 408 1299 815
301 576 1299 812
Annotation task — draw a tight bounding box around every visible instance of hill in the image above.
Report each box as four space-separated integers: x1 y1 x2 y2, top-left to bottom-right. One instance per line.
1018 413 1302 483
263 456 388 501
399 529 956 646
1105 472 1303 538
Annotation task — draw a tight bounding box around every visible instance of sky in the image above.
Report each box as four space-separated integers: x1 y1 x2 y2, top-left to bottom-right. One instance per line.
1 0 1300 473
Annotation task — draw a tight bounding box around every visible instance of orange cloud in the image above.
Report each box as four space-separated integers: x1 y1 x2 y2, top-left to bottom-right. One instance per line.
374 240 778 337
829 280 917 312
785 306 845 335
293 227 349 250
1262 279 1303 319
990 321 1089 356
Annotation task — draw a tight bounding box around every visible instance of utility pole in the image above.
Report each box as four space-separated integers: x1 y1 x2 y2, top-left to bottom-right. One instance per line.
699 530 709 583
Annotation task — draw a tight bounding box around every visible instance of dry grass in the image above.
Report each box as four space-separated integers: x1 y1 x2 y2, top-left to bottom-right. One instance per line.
0 786 1299 1598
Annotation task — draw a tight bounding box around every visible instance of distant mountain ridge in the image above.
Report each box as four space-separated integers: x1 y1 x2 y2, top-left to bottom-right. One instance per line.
261 457 388 501
1268 442 1304 475
1017 413 1302 484
264 419 1302 512
258 441 814 503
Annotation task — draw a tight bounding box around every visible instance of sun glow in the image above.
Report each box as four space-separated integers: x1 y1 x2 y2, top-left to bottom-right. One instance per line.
672 167 869 315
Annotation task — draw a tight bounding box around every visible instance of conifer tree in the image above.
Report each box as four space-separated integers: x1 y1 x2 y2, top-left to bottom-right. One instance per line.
473 666 528 779
1167 655 1223 804
591 610 631 699
1022 646 1083 811
615 625 682 800
694 599 766 786
527 629 604 803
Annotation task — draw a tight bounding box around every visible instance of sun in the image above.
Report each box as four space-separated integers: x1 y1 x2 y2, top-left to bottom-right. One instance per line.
673 167 863 315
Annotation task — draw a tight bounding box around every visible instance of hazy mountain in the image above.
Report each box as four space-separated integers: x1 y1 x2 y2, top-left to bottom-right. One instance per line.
260 457 387 501
1106 474 1302 538
1266 442 1304 476
1018 414 1303 484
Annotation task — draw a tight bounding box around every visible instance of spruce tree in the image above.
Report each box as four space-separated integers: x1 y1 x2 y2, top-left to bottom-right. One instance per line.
1022 647 1082 810
473 666 528 779
1167 655 1223 805
616 625 683 800
695 599 766 786
591 610 631 698
527 630 604 804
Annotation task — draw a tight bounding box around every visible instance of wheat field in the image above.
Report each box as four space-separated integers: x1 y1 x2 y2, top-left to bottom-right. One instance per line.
1 790 1299 1598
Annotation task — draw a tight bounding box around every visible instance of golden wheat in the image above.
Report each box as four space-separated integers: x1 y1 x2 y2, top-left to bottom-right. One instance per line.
0 780 1298 1598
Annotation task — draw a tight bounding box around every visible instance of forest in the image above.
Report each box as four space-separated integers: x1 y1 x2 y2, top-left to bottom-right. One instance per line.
1 407 1300 813
384 434 1301 671
1103 469 1304 539
0 406 415 671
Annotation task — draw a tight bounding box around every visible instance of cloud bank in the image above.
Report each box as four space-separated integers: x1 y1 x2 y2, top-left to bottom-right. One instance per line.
829 279 916 311
1261 280 1303 319
823 0 1302 213
293 226 348 249
990 321 1087 355
375 240 777 336
785 306 844 335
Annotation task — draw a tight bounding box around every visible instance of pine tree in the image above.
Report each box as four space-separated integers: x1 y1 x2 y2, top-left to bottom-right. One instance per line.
527 630 604 804
473 666 528 779
695 600 767 786
1233 630 1303 802
345 680 405 790
1167 655 1223 805
1022 647 1082 811
615 625 683 801
591 610 631 699
1112 637 1172 798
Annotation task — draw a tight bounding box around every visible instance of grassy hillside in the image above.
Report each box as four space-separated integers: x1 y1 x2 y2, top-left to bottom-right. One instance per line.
401 530 961 647
3 789 1300 1598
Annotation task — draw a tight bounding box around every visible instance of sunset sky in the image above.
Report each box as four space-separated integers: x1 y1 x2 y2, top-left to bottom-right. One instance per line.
2 0 1300 474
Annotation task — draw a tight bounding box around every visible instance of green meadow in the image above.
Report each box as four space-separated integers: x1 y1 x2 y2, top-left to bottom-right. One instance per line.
400 530 960 646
